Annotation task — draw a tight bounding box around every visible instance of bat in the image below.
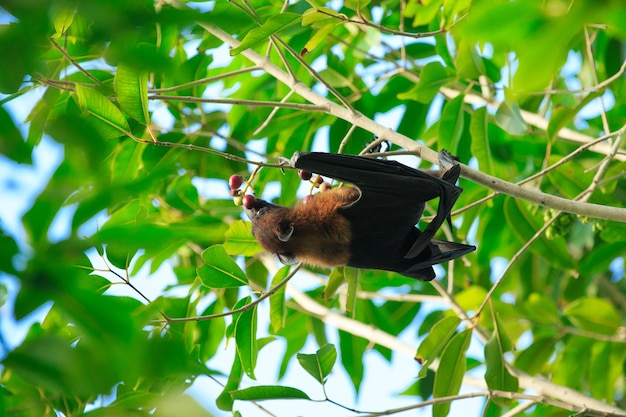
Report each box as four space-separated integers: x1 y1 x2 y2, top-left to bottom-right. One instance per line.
244 150 476 280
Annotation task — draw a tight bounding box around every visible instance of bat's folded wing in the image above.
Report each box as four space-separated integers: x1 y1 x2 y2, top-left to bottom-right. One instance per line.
406 239 476 273
290 151 463 258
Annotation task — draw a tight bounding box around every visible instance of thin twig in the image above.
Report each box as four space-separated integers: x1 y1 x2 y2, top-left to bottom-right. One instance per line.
132 137 286 168
150 66 261 93
49 37 102 85
359 390 626 417
313 7 449 39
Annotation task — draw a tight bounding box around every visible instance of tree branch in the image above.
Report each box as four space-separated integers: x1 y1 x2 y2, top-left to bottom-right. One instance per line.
200 23 626 222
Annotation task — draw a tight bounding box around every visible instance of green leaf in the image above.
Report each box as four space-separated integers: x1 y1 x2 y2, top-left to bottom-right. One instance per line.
416 316 461 378
455 42 486 80
231 13 302 56
455 286 488 312
433 329 472 417
302 8 343 26
114 63 148 124
344 0 371 11
546 105 573 142
563 297 622 335
323 267 345 300
339 330 367 392
75 84 130 139
406 0 442 27
439 94 464 154
589 341 611 400
469 106 494 175
198 245 248 288
150 394 216 417
50 1 75 37
230 385 310 401
504 198 574 269
235 303 258 379
344 266 359 316
514 337 556 375
216 354 243 411
399 61 455 103
442 0 471 29
484 316 518 397
494 99 528 136
302 22 338 55
297 344 337 385
522 293 560 326
0 105 32 164
269 266 290 333
223 220 263 257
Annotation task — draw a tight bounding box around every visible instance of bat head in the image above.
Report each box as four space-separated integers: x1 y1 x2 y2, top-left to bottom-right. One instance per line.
245 198 298 265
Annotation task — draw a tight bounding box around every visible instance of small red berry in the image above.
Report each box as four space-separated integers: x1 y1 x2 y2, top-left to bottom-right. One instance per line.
242 194 257 209
315 175 324 184
229 174 243 190
230 189 240 197
298 169 312 181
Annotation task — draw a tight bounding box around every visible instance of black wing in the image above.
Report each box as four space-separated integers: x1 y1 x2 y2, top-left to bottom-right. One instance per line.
292 151 463 259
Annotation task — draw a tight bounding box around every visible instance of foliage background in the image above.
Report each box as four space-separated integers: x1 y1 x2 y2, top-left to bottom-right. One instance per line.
1 0 626 416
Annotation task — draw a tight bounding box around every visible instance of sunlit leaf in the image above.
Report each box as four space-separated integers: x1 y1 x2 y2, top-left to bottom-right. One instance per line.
75 84 129 139
439 94 465 154
297 344 337 385
484 315 518 398
323 267 345 300
235 303 258 379
504 198 574 269
564 297 622 335
216 354 243 411
230 385 310 401
522 293 560 326
223 220 263 257
433 329 472 417
269 266 290 332
514 337 556 375
198 245 248 288
231 13 301 55
495 99 528 136
344 266 359 316
114 63 148 124
399 61 455 103
416 316 461 378
469 106 494 175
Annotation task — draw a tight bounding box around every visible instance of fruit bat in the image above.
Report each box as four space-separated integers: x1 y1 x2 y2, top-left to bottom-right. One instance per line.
244 150 475 280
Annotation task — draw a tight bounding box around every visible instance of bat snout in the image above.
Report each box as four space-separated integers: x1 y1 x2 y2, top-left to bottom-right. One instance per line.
244 199 278 221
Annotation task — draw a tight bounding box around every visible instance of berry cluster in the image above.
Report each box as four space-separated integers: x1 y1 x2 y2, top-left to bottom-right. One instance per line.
299 169 332 198
229 168 333 208
229 174 256 209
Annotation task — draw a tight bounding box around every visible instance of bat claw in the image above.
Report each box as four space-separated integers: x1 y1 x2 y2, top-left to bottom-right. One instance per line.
278 152 301 169
438 149 460 167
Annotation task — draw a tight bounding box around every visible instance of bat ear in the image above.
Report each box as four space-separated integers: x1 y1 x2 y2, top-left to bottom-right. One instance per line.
277 224 294 242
